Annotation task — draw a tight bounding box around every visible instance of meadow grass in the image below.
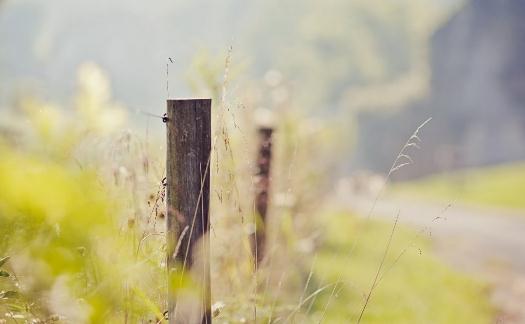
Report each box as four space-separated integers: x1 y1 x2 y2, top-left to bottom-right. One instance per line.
0 58 497 323
309 211 494 323
391 162 525 211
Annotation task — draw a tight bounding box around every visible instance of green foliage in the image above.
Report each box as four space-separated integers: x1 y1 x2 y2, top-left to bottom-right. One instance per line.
0 63 168 323
244 0 454 112
393 163 525 210
0 145 119 321
0 256 10 267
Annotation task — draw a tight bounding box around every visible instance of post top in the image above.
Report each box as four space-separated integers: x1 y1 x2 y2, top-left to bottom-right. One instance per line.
258 127 274 134
167 98 212 102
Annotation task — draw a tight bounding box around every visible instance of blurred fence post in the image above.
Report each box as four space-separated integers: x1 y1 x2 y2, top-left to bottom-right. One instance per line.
251 126 274 268
166 99 212 324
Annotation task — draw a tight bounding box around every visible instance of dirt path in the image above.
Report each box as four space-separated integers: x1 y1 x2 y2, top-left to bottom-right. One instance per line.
347 195 525 323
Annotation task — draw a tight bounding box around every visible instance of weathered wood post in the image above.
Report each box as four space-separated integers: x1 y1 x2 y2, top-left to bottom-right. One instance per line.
166 99 212 324
251 126 274 267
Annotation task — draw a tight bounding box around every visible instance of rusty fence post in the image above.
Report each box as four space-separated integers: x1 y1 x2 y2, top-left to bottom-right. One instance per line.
166 99 212 324
251 126 274 268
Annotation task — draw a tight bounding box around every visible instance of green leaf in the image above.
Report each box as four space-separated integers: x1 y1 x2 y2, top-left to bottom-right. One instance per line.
131 287 164 321
0 270 10 277
6 303 25 311
0 256 9 267
0 291 18 299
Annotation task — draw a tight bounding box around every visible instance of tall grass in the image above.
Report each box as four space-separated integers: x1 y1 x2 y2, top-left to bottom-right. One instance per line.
0 57 494 324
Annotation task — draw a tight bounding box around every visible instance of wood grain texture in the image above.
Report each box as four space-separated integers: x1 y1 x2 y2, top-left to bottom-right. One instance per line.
166 99 211 324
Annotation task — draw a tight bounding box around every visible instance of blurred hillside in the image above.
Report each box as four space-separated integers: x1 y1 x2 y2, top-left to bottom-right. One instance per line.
354 0 525 178
1 0 453 112
5 0 524 177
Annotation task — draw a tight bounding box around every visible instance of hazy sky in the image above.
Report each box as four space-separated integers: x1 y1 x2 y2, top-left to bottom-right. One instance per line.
0 0 250 117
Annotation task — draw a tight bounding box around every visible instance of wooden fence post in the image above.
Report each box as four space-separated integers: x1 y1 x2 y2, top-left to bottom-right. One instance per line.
251 126 274 267
166 99 212 324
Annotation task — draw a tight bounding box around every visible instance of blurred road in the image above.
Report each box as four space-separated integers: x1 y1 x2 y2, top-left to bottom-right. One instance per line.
347 195 525 324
